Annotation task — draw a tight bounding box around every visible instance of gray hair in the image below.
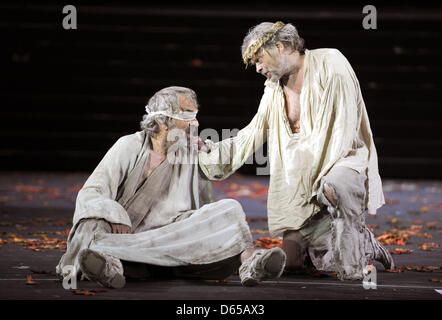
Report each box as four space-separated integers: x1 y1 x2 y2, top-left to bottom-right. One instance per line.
140 86 198 138
241 22 305 61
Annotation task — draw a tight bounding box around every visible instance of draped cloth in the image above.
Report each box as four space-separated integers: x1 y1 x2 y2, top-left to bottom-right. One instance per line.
199 48 385 237
56 131 253 276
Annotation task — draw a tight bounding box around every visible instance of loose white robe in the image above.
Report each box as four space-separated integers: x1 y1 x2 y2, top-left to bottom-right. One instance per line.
57 131 253 276
199 48 385 237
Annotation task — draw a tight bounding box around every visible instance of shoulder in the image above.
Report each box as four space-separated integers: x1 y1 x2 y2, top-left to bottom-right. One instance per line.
309 48 346 62
308 48 355 80
111 131 146 154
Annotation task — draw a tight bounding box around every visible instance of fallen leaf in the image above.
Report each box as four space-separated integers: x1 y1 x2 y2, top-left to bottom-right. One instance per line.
246 218 267 223
26 274 39 285
15 185 44 193
254 237 283 249
189 58 203 67
56 228 71 238
390 248 414 255
386 269 404 273
0 196 14 202
385 197 400 205
68 185 82 193
215 280 228 284
418 243 440 251
73 290 96 296
426 221 437 229
251 229 269 234
429 278 442 283
388 218 402 225
397 265 440 272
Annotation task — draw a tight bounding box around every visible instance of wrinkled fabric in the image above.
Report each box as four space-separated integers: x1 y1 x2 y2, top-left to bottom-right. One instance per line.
284 166 380 280
56 131 253 277
69 131 212 237
199 48 385 237
90 199 253 266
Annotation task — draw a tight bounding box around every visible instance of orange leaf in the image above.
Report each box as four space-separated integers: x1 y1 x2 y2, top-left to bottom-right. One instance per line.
26 274 39 285
390 248 413 255
386 269 404 273
418 243 440 251
251 229 269 234
426 221 437 229
254 237 283 249
73 290 96 296
215 280 229 284
398 265 440 272
56 228 71 237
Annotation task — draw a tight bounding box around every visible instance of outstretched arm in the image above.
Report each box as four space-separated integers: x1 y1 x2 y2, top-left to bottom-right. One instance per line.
198 94 270 180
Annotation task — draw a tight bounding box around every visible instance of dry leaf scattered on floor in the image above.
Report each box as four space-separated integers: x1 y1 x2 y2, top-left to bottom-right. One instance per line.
73 288 106 296
418 243 441 251
390 248 414 255
26 274 39 285
254 237 282 249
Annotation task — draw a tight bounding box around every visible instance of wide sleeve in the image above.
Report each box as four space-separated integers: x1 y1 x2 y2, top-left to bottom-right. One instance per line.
198 88 271 180
71 135 138 236
308 72 360 194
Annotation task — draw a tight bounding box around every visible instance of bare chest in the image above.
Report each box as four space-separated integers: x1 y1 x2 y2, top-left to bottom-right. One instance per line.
283 90 301 134
142 152 166 180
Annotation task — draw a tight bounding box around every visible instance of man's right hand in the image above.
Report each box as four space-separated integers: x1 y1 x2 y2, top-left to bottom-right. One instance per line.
110 223 131 234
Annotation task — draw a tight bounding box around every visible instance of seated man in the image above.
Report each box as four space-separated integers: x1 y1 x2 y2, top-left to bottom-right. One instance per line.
56 86 286 288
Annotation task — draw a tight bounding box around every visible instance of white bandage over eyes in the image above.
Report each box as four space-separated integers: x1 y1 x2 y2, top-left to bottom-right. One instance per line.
145 106 198 121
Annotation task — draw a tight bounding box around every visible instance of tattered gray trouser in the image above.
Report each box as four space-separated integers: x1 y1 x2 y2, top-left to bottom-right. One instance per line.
283 166 380 280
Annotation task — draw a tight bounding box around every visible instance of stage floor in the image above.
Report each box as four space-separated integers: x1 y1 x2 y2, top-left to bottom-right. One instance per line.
0 172 441 300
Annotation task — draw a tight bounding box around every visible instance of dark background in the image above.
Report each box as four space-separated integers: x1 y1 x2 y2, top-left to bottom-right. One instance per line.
1 1 441 178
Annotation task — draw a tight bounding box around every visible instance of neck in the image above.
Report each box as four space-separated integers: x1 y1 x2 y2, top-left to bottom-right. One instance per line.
282 52 305 93
150 132 168 155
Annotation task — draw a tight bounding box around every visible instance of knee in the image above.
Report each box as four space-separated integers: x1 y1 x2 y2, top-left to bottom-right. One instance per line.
283 230 304 243
223 199 244 214
218 199 247 222
282 230 308 268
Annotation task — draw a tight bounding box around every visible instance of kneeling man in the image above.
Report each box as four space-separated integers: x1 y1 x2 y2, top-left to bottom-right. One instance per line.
56 86 286 288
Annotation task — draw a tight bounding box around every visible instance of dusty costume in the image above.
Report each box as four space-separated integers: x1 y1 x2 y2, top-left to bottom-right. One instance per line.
199 25 393 280
57 86 286 288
